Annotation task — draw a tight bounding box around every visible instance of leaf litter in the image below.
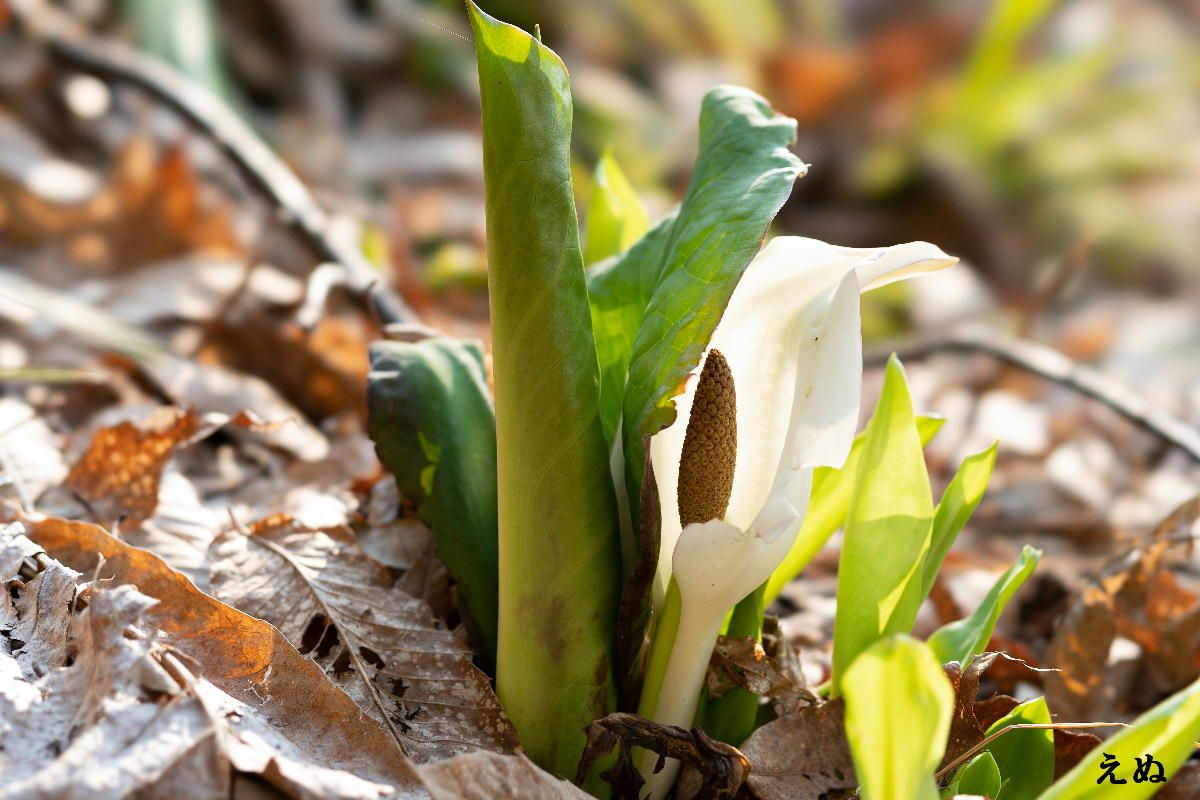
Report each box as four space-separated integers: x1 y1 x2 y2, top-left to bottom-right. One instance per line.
5 7 1200 797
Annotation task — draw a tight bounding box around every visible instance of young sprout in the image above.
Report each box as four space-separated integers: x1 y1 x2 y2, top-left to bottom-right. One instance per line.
638 237 956 797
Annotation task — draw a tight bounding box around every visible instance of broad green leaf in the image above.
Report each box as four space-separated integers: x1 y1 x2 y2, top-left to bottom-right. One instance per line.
927 545 1041 666
585 86 806 520
984 697 1054 799
945 752 1003 799
831 357 934 695
366 337 498 669
764 415 944 605
1038 675 1200 800
921 442 999 598
469 3 622 778
844 635 953 800
584 150 649 265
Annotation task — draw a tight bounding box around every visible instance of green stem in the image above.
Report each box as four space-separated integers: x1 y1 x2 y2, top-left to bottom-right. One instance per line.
638 579 682 721
701 582 766 745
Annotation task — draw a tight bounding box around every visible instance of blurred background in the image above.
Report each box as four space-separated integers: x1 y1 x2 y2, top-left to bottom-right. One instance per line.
3 0 1200 722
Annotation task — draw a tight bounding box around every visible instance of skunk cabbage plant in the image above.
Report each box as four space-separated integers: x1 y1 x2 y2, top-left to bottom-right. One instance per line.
636 239 955 795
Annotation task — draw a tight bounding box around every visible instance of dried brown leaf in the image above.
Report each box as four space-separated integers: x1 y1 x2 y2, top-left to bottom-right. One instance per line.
1052 728 1103 780
208 514 518 762
1 523 416 800
579 712 749 800
707 622 814 712
0 398 68 509
19 514 423 793
740 699 855 800
65 406 199 525
941 652 1000 770
418 751 590 800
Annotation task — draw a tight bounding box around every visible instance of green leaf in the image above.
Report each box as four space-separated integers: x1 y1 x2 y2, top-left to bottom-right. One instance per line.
844 635 953 800
584 150 649 265
984 697 1054 800
367 337 498 669
585 86 806 518
945 752 1003 799
764 415 944 605
122 0 237 103
1038 675 1200 800
927 545 1041 666
469 3 622 778
831 357 934 695
921 443 999 598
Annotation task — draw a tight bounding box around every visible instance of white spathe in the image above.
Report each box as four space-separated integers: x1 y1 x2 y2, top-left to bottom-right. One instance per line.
640 237 956 799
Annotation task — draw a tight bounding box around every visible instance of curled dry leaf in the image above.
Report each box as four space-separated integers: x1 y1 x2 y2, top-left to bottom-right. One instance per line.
1045 530 1200 723
941 652 1002 770
739 699 855 800
65 405 199 525
208 514 518 762
706 617 814 712
578 712 749 800
0 523 415 800
18 514 424 794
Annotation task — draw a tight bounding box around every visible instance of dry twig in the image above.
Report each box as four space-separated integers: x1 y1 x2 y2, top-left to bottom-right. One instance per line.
869 330 1200 464
8 0 416 326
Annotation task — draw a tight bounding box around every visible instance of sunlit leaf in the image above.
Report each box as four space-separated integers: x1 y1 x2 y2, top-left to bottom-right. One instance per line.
844 635 953 800
765 415 944 605
586 86 806 515
584 150 649 265
921 442 998 598
367 337 499 667
984 697 1054 799
1038 675 1200 799
470 2 622 777
832 357 933 694
927 545 1041 666
944 751 1002 799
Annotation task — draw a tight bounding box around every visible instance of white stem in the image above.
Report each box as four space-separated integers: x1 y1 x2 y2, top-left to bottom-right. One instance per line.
639 603 725 799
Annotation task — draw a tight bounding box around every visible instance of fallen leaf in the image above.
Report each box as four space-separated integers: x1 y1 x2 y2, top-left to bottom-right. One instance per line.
419 750 590 800
941 652 1001 770
1052 728 1103 780
0 523 413 800
0 397 67 509
707 619 814 711
208 514 518 762
1157 761 1200 798
65 405 199 525
740 699 856 800
579 712 749 800
19 514 424 793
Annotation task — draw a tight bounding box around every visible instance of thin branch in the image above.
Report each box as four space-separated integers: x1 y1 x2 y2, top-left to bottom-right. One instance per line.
868 330 1200 465
934 721 1128 783
10 0 416 326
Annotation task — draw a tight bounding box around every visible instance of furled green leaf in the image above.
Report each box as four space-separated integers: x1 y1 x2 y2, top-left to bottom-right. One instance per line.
844 635 953 800
984 697 1054 800
945 752 1003 799
584 150 649 265
586 86 806 521
764 415 944 605
831 357 934 695
367 337 499 669
469 3 622 778
927 545 1041 666
921 442 999 598
1038 675 1200 799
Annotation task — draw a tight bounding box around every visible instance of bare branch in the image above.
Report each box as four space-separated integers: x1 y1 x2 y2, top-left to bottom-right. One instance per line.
9 0 416 325
869 330 1200 464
